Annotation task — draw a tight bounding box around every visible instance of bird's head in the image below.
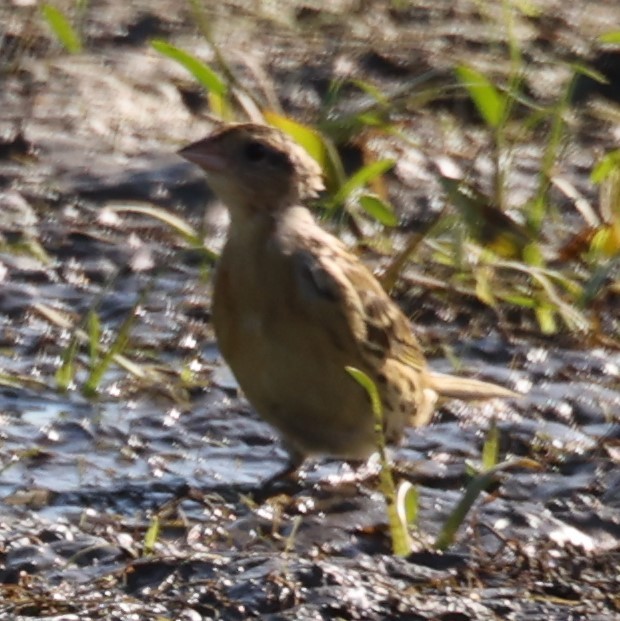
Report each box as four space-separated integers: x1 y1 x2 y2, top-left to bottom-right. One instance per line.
179 123 324 217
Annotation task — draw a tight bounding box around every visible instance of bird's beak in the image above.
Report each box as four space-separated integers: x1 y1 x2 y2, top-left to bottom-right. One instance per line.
178 138 226 172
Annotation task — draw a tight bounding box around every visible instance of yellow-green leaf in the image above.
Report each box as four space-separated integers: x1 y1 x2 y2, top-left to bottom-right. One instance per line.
358 194 398 226
501 294 535 308
512 0 541 17
263 111 343 190
522 242 544 267
348 78 390 107
475 269 496 307
455 65 505 129
87 310 100 369
396 481 419 527
55 337 79 392
151 40 227 97
481 420 499 471
41 4 82 54
591 150 620 184
535 304 557 334
346 366 381 418
599 31 620 44
143 516 160 555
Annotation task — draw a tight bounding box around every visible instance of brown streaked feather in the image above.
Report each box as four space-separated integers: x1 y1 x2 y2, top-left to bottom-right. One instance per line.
288 224 428 373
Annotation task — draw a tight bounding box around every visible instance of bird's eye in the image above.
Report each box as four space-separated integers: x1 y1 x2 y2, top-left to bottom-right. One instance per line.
244 141 268 162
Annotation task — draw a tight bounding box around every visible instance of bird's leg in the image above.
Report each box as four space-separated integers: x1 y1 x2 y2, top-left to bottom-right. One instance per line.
253 449 306 502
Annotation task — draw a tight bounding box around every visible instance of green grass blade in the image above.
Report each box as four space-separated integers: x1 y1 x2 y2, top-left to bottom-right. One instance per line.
346 367 382 426
397 481 419 528
358 194 398 226
109 204 217 261
150 40 227 97
83 299 141 396
598 31 620 44
455 65 506 129
143 516 160 556
347 77 391 107
346 366 412 556
435 470 496 550
41 4 83 54
534 303 557 335
56 336 80 392
481 420 500 471
87 309 101 370
591 150 620 184
570 62 609 85
264 111 345 191
436 458 540 550
332 159 395 206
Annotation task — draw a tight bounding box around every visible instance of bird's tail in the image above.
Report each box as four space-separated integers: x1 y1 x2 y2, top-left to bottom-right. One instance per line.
426 372 518 401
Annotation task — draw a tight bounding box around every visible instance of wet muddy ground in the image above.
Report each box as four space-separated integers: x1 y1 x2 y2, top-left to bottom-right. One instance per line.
0 1 619 619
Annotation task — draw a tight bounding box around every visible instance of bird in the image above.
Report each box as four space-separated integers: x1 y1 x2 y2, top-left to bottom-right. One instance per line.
178 123 518 476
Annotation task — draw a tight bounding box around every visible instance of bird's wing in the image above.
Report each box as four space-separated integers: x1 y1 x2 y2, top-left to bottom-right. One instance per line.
289 230 427 372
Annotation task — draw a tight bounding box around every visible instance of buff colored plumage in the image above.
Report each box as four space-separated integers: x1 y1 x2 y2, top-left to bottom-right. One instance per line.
179 123 517 468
